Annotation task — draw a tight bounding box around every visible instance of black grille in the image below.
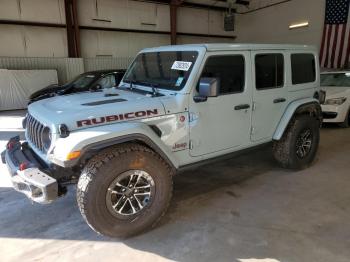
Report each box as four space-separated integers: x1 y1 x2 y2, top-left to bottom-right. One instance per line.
322 111 338 119
26 114 46 152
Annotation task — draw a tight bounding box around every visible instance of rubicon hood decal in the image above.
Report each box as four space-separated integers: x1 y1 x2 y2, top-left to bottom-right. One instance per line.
27 90 166 132
77 109 159 127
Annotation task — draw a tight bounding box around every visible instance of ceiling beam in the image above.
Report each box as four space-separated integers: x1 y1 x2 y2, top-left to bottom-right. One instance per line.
215 0 250 6
236 0 291 14
236 0 250 6
134 0 229 12
0 20 236 39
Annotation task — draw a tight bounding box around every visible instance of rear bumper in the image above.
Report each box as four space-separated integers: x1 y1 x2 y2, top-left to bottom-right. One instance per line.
1 136 58 204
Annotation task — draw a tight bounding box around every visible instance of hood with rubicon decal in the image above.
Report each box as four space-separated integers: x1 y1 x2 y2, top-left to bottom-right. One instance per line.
28 89 166 133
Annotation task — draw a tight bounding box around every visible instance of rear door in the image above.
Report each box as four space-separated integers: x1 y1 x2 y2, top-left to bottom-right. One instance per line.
251 51 289 141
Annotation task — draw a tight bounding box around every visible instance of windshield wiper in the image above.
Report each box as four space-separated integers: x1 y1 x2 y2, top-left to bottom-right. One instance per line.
133 80 160 96
122 79 162 96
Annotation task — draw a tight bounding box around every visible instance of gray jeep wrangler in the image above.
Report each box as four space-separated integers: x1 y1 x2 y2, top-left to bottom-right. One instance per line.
2 44 324 237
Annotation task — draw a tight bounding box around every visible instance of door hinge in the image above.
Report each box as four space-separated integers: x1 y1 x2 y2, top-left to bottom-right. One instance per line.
252 102 257 111
250 127 255 135
189 140 194 150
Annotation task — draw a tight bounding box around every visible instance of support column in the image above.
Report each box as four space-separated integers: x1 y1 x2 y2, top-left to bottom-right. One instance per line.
72 0 81 57
64 0 81 57
170 0 182 45
64 0 75 57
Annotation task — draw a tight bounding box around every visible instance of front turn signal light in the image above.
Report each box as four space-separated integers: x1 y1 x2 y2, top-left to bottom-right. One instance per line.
66 151 81 160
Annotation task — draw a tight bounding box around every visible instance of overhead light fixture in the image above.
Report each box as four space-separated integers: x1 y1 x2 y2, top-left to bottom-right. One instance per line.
289 22 309 29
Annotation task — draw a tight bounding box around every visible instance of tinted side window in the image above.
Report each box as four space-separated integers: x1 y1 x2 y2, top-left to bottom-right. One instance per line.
200 55 245 94
291 54 316 85
255 54 284 90
115 73 125 85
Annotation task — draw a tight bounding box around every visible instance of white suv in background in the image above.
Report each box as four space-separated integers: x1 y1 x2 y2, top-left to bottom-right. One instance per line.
321 71 350 127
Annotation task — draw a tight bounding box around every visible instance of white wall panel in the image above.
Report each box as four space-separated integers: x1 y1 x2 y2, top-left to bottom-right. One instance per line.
177 35 235 45
24 27 67 57
177 7 234 37
78 0 129 29
78 0 170 32
80 30 129 57
0 0 65 23
0 57 84 84
80 29 170 58
20 0 65 23
0 25 67 57
127 1 169 32
177 7 208 34
208 10 233 36
0 0 235 59
0 25 26 57
127 33 169 56
84 57 132 71
235 0 325 49
153 4 170 32
0 0 20 20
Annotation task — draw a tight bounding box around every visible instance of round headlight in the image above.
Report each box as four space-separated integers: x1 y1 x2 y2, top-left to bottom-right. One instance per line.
42 127 52 151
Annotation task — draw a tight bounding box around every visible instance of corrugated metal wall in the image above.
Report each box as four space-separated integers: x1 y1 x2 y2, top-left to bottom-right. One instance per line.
0 57 131 84
84 57 132 72
0 57 84 84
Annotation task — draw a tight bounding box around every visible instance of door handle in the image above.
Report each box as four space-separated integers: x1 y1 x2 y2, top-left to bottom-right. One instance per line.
234 104 250 110
273 98 286 104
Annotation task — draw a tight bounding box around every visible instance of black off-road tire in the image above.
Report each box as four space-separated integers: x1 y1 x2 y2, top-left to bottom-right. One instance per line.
76 143 174 238
273 115 320 170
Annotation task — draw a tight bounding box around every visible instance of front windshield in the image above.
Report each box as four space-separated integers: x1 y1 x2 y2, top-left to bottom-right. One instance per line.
321 73 350 87
123 51 198 91
69 74 96 89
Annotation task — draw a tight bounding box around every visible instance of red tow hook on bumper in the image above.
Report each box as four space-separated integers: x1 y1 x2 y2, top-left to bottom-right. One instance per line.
7 141 15 150
19 162 29 171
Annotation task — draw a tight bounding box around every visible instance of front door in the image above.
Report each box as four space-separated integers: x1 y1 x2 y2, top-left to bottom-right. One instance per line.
189 52 252 157
251 51 288 141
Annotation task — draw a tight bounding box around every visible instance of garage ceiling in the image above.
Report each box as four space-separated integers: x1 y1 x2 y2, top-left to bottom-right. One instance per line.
185 0 292 13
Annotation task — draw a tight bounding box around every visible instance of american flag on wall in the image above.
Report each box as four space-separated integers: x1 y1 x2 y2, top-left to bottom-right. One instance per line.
320 0 350 69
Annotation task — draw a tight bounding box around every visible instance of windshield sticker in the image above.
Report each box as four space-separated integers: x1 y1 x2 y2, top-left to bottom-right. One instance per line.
171 61 192 71
175 77 184 86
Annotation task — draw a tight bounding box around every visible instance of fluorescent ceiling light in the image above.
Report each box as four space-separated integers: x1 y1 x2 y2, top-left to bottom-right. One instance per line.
289 22 309 29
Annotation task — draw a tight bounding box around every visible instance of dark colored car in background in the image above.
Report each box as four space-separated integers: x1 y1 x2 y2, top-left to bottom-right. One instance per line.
29 69 126 104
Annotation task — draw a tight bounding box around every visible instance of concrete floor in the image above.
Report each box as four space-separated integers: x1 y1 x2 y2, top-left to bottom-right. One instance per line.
1 110 350 262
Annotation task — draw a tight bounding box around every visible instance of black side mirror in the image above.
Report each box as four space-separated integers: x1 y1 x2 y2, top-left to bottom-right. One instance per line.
193 77 219 103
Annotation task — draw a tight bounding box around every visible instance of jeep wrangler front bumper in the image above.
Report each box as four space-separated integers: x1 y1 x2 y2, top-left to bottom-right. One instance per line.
1 136 58 204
